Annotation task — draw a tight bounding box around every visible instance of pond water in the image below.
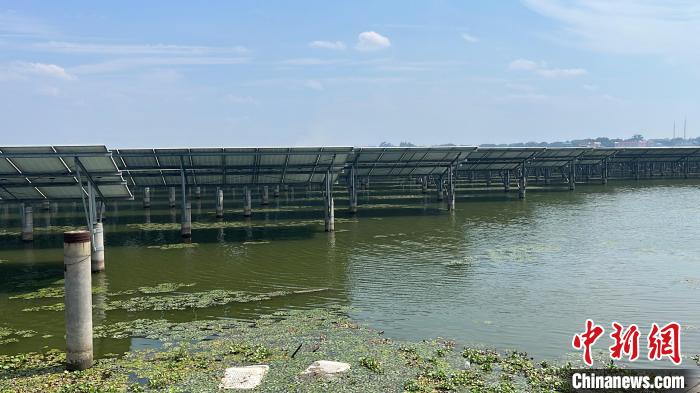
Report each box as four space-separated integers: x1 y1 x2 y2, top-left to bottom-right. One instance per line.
1 180 699 365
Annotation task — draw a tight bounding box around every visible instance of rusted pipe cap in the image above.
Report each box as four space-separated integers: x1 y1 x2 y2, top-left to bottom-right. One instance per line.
64 230 91 244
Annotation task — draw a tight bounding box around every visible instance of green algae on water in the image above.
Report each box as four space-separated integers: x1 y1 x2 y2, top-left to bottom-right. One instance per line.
0 326 38 345
105 288 329 312
0 308 576 392
147 243 199 250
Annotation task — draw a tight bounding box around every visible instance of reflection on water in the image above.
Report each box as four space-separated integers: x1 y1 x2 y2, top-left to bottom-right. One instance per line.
0 180 699 363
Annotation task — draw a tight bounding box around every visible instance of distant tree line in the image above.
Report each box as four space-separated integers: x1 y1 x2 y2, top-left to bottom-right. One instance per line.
378 135 700 148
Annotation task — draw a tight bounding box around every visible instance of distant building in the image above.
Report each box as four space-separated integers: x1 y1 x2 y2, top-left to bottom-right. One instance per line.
614 139 649 147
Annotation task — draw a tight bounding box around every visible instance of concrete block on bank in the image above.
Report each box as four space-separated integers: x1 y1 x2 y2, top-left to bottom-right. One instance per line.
300 360 350 380
219 365 269 390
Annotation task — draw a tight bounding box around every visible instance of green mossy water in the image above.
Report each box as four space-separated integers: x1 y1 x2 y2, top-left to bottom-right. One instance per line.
0 309 576 392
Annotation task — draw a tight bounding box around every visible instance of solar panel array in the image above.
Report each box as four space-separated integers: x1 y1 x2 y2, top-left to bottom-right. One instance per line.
2 145 700 201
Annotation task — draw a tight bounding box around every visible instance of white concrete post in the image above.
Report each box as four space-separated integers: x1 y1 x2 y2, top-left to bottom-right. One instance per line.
169 187 176 208
195 186 201 199
436 178 444 201
569 161 576 191
261 186 269 205
21 204 33 241
518 164 527 199
324 172 335 232
274 185 280 198
447 169 456 210
63 231 93 371
422 176 428 193
504 171 511 192
181 202 192 238
348 165 358 214
602 159 609 184
91 222 104 272
143 187 151 208
216 188 224 218
244 187 252 217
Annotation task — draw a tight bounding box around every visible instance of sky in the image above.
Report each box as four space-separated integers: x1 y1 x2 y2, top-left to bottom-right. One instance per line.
1 0 699 147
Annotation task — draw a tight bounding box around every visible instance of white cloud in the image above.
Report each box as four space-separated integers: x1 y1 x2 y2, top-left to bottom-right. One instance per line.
26 63 75 80
355 31 391 51
461 33 479 43
70 56 250 74
309 40 346 50
537 67 587 78
305 80 324 91
224 94 259 104
522 0 700 57
36 86 60 97
509 58 539 71
508 58 587 78
30 41 248 55
0 11 56 37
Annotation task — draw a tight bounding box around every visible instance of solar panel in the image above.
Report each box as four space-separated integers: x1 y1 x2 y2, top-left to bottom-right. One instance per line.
113 147 353 186
460 147 543 171
349 146 476 177
0 145 132 201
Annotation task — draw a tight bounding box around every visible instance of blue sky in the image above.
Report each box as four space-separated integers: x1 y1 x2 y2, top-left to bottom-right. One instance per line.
0 1 698 147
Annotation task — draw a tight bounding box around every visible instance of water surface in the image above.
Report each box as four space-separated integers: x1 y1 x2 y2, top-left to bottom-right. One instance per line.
1 180 699 364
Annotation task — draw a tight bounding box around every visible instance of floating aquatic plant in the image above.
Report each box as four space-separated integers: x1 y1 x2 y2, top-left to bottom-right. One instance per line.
2 308 575 392
0 327 37 345
105 288 328 312
147 243 199 250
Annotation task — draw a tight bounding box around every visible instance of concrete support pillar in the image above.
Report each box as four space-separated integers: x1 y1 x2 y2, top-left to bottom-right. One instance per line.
42 200 50 211
684 158 689 179
421 176 428 193
195 186 201 199
504 171 511 192
21 204 33 241
243 187 252 217
261 186 269 205
544 168 550 185
143 187 151 208
63 231 93 371
274 185 280 198
20 203 34 242
486 171 492 187
348 166 358 214
446 168 456 210
168 187 176 208
601 160 608 185
216 187 224 218
518 165 527 199
635 161 640 180
91 222 104 272
569 161 576 191
437 177 444 201
324 172 335 232
181 202 192 238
